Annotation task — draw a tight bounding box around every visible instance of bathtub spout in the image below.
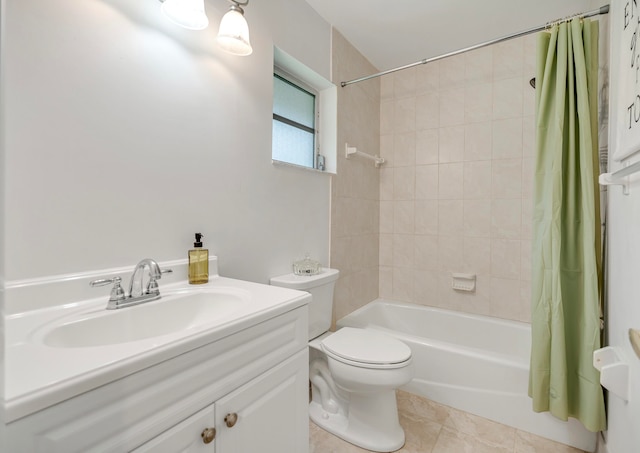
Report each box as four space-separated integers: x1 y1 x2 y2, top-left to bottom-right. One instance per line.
310 359 343 414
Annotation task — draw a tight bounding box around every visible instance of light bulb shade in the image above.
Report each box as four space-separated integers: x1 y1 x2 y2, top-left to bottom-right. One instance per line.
161 0 209 30
216 9 253 56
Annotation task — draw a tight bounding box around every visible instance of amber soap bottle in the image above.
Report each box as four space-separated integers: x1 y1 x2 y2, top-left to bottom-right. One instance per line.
188 233 209 284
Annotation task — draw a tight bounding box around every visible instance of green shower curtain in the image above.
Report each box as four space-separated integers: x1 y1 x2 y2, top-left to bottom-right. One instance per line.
529 18 606 432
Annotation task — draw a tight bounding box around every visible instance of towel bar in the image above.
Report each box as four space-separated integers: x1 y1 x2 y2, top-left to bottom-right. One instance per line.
599 159 640 195
345 143 385 168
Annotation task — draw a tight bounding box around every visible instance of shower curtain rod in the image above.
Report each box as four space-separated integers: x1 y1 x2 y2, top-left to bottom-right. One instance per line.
340 4 610 88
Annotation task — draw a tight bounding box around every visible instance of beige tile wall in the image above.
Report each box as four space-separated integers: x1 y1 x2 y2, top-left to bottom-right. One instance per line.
330 30 381 323
378 35 537 323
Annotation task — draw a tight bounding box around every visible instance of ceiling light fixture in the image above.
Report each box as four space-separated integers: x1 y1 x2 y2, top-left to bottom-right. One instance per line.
161 0 209 31
216 0 253 56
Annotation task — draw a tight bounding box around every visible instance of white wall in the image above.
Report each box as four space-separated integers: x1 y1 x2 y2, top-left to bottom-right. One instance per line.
602 1 640 452
0 0 6 426
2 0 333 293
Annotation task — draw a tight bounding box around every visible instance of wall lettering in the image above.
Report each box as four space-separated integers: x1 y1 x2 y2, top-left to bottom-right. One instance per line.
626 1 640 130
615 1 640 160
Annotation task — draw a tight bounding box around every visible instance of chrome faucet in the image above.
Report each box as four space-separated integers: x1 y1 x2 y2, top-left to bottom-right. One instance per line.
129 258 162 299
90 258 173 310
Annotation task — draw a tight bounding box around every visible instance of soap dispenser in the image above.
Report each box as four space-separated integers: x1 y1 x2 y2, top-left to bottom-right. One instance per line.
189 233 209 284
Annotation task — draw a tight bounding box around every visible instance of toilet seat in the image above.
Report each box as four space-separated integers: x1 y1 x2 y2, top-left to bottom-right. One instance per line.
321 327 412 369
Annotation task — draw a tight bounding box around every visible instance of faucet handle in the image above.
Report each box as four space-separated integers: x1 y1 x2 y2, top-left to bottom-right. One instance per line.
90 276 126 304
147 268 173 295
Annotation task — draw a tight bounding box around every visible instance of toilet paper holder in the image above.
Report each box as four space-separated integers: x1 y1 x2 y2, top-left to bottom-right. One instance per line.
593 346 629 402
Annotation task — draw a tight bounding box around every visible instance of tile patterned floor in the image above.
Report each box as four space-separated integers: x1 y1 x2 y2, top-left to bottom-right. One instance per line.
309 391 587 453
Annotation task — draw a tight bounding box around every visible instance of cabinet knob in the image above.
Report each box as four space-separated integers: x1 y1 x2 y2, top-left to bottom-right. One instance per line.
201 427 216 444
224 412 238 428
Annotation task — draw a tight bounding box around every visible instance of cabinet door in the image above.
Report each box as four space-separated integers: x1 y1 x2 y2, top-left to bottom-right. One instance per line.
132 404 217 453
215 349 309 453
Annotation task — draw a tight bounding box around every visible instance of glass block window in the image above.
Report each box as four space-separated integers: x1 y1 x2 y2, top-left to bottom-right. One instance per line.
272 72 317 169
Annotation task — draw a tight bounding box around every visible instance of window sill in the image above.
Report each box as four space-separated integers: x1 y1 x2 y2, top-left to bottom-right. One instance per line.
271 159 336 175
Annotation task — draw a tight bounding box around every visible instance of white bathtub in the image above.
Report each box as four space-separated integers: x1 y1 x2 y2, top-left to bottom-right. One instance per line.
337 299 597 452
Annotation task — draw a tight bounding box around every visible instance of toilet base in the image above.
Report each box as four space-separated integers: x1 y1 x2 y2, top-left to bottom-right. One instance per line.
309 395 405 452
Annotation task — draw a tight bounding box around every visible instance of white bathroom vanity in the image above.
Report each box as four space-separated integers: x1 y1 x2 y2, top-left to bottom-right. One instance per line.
4 260 310 452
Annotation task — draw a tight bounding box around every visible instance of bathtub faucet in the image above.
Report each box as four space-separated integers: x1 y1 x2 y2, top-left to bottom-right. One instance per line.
89 258 173 310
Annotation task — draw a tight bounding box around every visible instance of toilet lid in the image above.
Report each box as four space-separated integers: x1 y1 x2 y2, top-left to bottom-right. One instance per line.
321 327 411 367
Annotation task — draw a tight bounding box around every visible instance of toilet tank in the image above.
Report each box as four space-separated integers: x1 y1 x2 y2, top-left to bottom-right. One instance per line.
270 268 340 340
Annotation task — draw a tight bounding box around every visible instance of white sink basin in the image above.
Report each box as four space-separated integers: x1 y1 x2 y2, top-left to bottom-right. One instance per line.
41 287 250 348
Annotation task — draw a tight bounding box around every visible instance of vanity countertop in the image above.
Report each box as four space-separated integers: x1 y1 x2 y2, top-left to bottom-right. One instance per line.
5 276 310 423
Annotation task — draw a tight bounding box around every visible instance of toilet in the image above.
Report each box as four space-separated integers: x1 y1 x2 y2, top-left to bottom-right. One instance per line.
270 268 413 452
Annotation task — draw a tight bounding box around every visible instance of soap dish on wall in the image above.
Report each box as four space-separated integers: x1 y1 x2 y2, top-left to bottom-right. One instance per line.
451 273 476 292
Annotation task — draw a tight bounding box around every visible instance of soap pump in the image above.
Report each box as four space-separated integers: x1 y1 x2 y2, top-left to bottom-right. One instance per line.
188 233 209 284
